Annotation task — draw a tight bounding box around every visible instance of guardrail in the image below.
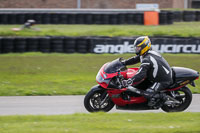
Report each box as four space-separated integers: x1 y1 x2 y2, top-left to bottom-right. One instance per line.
0 36 199 54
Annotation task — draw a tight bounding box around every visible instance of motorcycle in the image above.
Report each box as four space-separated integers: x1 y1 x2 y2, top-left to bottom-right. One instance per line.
84 58 199 112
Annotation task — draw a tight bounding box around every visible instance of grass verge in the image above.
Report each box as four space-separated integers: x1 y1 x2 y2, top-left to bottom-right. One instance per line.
0 53 199 96
1 22 200 37
0 112 199 133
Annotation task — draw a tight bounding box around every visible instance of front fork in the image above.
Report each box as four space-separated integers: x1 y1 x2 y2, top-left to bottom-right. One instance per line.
99 91 110 106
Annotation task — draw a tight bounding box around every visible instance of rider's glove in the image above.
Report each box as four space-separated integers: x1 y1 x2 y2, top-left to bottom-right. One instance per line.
122 78 133 87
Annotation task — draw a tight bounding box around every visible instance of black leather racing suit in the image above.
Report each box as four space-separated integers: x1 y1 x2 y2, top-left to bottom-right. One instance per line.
124 50 173 97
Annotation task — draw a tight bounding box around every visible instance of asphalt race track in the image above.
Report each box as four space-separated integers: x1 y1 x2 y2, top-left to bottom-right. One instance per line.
0 94 199 115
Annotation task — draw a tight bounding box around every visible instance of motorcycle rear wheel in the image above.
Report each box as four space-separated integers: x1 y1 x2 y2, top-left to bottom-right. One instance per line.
161 86 192 112
84 89 115 112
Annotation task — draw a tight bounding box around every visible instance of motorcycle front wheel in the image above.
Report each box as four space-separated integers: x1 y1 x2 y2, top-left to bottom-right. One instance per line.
84 89 115 113
161 86 192 112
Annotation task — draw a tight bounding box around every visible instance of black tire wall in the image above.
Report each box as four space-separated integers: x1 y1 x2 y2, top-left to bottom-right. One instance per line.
0 11 181 25
0 36 199 54
14 38 26 52
183 11 196 21
1 10 200 24
39 37 51 53
2 38 14 53
26 38 39 52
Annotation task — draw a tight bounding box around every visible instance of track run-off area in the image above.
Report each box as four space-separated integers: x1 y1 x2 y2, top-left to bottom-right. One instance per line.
0 94 199 115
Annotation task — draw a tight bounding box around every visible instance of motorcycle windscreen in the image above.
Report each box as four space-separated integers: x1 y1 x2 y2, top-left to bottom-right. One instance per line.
96 70 111 84
104 58 127 74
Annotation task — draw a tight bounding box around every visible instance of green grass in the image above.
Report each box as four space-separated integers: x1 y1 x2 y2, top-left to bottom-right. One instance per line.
0 53 199 96
1 22 200 37
0 112 199 133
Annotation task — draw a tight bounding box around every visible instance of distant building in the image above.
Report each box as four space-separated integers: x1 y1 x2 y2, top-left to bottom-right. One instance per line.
189 0 200 8
0 0 199 9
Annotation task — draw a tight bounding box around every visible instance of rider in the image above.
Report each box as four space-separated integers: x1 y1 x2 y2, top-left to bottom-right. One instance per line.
122 36 173 107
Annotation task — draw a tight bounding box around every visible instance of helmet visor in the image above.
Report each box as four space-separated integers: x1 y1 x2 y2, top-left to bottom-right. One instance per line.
134 46 141 55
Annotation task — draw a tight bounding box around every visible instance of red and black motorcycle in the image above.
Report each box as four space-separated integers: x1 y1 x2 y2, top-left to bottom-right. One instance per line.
84 58 199 112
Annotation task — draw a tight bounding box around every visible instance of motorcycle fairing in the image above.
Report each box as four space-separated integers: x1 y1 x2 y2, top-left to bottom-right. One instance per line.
95 58 199 108
106 88 147 106
96 62 139 89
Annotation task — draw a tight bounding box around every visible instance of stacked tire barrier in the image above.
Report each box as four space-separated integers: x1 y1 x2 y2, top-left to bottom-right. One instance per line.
168 10 200 22
159 11 174 24
0 36 93 53
1 9 200 24
1 10 200 25
0 36 200 54
0 12 145 25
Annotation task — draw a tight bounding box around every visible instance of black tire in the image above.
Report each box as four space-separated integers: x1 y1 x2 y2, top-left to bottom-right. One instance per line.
51 13 59 24
1 13 8 24
173 11 183 22
8 13 17 24
67 14 76 24
59 13 68 24
26 38 39 52
101 14 110 24
183 11 196 22
76 14 85 24
167 11 174 24
25 13 34 22
159 12 168 25
14 38 27 53
39 37 51 53
161 87 192 112
118 13 126 24
50 37 64 53
2 38 14 53
17 13 26 24
93 14 102 24
196 11 200 21
134 13 144 24
42 13 51 24
63 37 76 53
0 37 2 53
84 88 115 113
109 14 118 24
85 14 93 24
126 13 134 24
33 13 42 24
76 38 88 53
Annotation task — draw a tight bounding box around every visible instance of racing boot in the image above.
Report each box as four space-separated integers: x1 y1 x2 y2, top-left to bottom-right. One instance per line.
143 88 159 107
127 86 158 107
